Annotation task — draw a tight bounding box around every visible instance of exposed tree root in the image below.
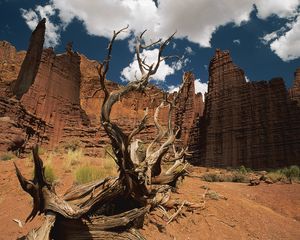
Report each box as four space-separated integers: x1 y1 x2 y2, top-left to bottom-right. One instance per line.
14 22 202 240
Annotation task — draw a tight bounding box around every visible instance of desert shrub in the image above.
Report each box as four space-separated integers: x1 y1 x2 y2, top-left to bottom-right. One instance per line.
0 152 14 161
75 165 106 184
267 171 287 183
206 190 220 200
44 164 56 183
65 148 83 170
281 165 300 180
238 165 247 174
202 173 221 182
74 154 118 184
231 172 247 183
62 138 81 152
103 157 117 173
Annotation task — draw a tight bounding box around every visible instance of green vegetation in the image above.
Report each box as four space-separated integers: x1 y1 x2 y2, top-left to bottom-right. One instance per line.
267 165 300 182
205 190 220 200
266 171 287 183
202 165 300 184
62 138 81 152
44 164 56 183
74 154 117 184
65 148 83 170
75 165 106 184
231 172 247 183
202 173 221 182
202 170 248 183
0 152 14 161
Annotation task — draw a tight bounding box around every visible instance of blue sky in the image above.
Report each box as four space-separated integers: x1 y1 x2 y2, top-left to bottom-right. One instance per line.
1 0 300 95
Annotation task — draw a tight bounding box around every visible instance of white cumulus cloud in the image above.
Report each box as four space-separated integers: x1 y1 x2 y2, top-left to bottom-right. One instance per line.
121 49 175 82
268 15 300 61
20 0 300 61
168 78 208 98
168 85 179 93
194 79 208 96
255 0 300 19
20 4 60 47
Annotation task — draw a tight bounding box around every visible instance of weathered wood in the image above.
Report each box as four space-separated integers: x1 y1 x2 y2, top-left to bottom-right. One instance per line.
52 228 146 240
15 24 197 240
56 206 149 232
26 214 56 240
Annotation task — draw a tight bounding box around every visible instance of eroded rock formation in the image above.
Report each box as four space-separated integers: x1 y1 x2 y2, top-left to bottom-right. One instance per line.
0 97 49 152
289 67 300 105
2 19 298 169
189 49 300 168
13 18 45 99
0 41 26 97
0 20 201 156
175 72 204 147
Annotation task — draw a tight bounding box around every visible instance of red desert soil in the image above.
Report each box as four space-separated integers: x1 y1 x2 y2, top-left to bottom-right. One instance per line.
0 158 300 240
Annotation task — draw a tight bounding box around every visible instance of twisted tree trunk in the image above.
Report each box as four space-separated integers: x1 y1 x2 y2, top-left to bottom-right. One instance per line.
15 23 195 240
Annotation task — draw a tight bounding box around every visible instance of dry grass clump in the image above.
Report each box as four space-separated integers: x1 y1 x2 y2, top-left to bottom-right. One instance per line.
74 157 117 184
0 151 14 161
202 169 249 183
73 146 118 184
64 148 83 170
267 165 300 182
266 171 287 183
61 138 81 152
44 164 56 183
75 166 106 184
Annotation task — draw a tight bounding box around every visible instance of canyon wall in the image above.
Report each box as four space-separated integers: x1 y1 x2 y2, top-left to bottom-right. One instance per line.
0 20 201 155
289 67 300 105
189 49 300 169
0 41 25 97
175 72 203 147
2 19 299 169
13 18 45 99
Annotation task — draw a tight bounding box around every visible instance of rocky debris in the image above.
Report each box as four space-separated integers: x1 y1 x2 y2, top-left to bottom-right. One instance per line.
189 49 300 168
0 97 50 153
249 179 260 186
13 18 45 99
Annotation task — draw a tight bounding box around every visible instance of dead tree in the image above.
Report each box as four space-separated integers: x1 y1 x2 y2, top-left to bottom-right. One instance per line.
14 27 200 240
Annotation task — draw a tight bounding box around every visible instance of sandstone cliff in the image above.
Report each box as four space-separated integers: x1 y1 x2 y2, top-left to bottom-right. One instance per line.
0 20 201 156
289 67 300 105
13 18 45 99
189 49 300 169
0 41 26 97
175 72 204 147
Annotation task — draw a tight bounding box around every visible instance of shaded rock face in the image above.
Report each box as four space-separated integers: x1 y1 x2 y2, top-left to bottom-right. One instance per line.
189 50 300 169
13 18 45 99
175 72 204 147
0 41 26 81
20 48 90 148
0 20 202 155
0 41 26 97
0 97 49 152
289 67 300 105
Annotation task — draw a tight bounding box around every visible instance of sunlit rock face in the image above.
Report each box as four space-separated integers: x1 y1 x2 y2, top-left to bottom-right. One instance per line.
0 19 203 155
189 49 300 169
